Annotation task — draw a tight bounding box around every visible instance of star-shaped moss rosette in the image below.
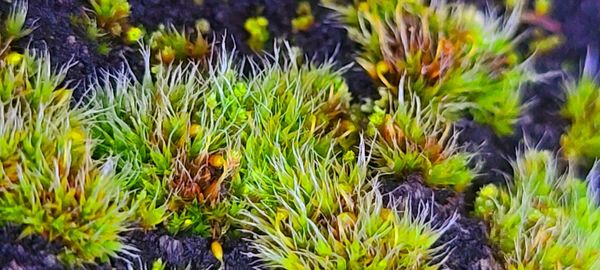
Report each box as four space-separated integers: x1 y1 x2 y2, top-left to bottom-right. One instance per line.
475 150 600 269
329 0 532 135
363 90 477 192
0 52 134 266
149 21 211 65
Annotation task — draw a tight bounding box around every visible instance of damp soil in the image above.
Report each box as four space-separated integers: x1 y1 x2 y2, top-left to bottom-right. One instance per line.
1 0 600 269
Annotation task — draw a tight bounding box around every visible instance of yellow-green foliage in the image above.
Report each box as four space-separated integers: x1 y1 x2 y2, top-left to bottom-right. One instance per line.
366 91 476 191
86 0 142 46
329 0 531 135
90 45 355 237
228 48 453 269
0 52 133 265
475 150 600 269
91 52 244 237
561 75 600 167
240 143 455 269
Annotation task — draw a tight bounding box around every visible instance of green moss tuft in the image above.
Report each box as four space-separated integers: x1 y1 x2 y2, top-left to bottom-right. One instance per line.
475 149 600 269
0 52 133 265
329 0 532 135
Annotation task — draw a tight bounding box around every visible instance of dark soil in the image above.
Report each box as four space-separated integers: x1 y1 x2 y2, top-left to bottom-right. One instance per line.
0 226 64 270
1 0 600 269
381 175 501 270
107 229 256 270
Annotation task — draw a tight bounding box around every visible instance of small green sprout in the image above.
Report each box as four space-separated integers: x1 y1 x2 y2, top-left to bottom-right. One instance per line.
244 16 269 52
291 2 315 32
150 23 210 64
152 258 167 270
3 0 30 40
561 63 600 168
474 150 600 269
328 0 532 135
89 0 131 36
0 51 133 265
125 26 143 43
85 0 144 47
0 0 32 57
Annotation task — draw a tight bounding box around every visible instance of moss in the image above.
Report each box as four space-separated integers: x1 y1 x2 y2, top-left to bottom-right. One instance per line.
244 16 270 52
0 0 31 58
0 51 134 265
329 0 532 135
561 75 600 168
365 91 477 191
475 150 600 269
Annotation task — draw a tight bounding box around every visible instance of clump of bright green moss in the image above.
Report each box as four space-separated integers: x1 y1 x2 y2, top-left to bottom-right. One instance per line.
241 142 456 270
0 51 134 265
561 66 600 168
329 0 532 135
365 91 476 191
475 150 600 269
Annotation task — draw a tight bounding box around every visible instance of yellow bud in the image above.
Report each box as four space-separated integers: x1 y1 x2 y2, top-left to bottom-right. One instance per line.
479 184 499 198
125 27 144 43
376 61 389 75
257 17 269 27
195 19 211 34
535 0 551 16
189 124 201 138
211 240 224 262
209 154 225 168
183 219 193 227
159 46 176 64
5 52 23 65
67 127 86 145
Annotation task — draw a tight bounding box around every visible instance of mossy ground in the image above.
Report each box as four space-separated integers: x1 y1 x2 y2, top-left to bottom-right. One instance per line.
0 0 599 269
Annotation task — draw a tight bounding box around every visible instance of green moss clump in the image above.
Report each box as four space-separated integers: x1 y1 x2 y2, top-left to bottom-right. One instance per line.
561 75 600 167
329 0 532 135
241 143 455 270
0 52 133 265
150 22 211 65
475 150 600 269
90 45 356 238
89 0 131 37
365 91 476 191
